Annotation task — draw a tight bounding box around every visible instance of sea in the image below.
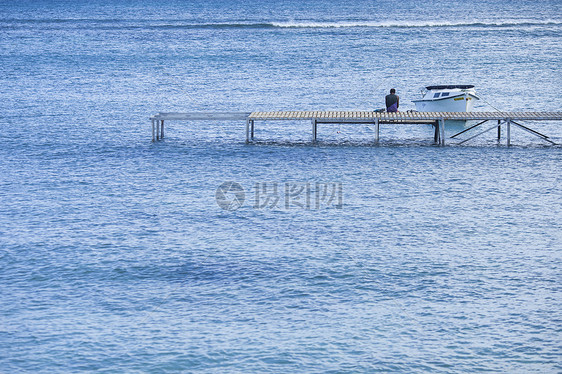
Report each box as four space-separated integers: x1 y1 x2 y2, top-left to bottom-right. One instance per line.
1 0 561 372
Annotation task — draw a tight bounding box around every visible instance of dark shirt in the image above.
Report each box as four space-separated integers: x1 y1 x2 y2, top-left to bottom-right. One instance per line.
385 94 399 111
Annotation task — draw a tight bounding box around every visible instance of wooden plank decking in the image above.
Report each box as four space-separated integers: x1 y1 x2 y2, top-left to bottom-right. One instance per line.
247 111 562 121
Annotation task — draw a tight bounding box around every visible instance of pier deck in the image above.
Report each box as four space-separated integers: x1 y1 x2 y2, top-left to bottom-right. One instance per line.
150 111 562 145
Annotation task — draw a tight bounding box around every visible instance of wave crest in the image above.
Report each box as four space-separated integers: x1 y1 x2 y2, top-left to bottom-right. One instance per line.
269 19 561 29
3 19 560 30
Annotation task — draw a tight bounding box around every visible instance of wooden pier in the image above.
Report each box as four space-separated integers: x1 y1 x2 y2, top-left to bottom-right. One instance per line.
150 111 562 145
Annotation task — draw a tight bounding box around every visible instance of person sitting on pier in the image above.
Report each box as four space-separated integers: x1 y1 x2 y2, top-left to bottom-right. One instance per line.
385 88 399 112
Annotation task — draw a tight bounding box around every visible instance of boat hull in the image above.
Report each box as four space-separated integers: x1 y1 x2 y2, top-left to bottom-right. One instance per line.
413 93 478 112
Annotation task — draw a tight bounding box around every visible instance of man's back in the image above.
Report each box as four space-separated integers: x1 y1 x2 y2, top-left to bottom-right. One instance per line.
386 93 398 108
385 92 399 112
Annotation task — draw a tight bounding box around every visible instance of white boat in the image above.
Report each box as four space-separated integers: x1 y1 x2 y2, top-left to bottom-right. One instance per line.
412 85 480 112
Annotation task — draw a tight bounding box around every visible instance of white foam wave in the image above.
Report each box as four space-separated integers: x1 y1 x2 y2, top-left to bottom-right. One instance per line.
270 19 562 28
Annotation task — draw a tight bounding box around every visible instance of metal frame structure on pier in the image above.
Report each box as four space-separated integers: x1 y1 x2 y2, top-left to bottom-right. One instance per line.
150 111 562 145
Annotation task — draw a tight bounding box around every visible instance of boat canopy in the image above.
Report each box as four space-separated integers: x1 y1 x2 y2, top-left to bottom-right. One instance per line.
426 85 475 90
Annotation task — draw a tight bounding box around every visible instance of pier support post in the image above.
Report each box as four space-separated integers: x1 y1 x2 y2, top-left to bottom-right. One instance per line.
506 119 511 146
497 120 501 142
434 121 439 143
250 120 254 140
312 119 317 142
152 119 155 142
315 120 317 140
375 118 379 144
440 118 446 146
160 120 164 139
245 119 250 143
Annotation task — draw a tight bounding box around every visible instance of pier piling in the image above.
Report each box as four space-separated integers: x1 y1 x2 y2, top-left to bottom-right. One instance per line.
375 119 379 144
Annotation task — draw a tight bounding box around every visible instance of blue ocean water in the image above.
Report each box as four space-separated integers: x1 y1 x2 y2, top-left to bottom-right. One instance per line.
1 0 561 372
